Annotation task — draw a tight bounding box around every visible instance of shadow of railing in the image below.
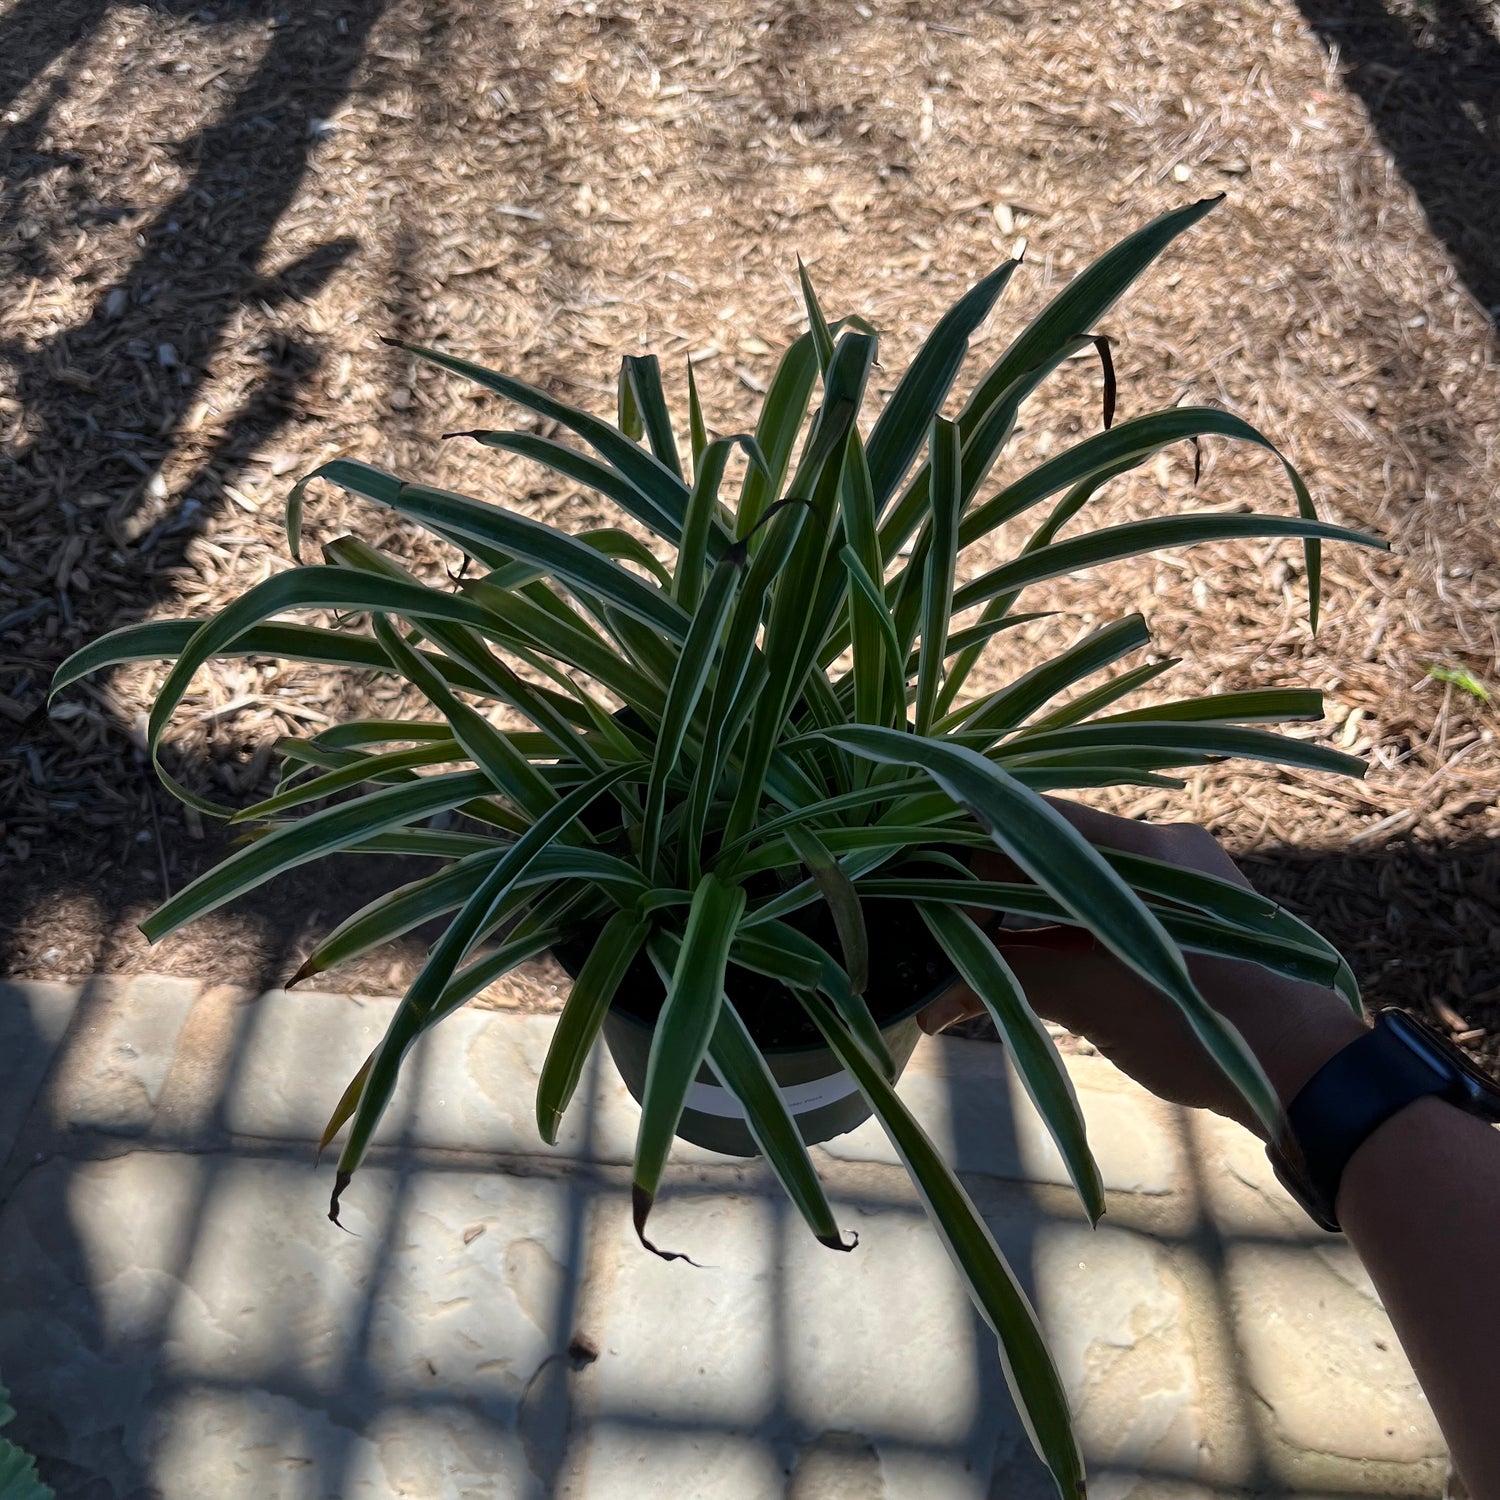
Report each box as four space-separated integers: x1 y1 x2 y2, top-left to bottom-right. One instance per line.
1240 832 1500 1050
0 952 1457 1498
1294 0 1500 326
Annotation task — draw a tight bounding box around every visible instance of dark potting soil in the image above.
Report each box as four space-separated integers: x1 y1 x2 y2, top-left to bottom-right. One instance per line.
552 852 960 1051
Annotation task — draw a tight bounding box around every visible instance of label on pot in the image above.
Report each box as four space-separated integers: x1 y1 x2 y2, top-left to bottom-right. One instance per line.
685 1069 860 1121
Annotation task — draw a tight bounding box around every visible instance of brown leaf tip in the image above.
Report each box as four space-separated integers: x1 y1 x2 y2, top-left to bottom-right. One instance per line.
631 1184 702 1266
328 1170 357 1233
819 1230 859 1252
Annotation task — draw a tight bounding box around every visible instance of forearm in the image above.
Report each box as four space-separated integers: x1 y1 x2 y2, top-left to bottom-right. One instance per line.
1337 1097 1500 1496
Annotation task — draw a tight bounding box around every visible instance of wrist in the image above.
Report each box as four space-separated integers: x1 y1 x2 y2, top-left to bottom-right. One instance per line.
1198 965 1368 1138
1260 1000 1369 1111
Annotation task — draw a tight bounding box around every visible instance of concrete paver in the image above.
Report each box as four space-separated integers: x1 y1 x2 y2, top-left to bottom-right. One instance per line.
0 979 78 1167
44 974 201 1137
0 976 1450 1499
817 1043 1190 1195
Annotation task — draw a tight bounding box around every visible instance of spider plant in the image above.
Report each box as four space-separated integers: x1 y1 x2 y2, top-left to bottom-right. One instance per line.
53 195 1383 1497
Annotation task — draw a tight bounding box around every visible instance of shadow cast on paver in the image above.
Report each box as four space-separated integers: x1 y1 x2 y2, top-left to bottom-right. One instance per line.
0 969 1453 1497
0 975 1044 1498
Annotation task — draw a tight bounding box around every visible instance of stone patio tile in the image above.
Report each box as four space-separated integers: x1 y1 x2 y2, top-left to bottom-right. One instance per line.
569 1159 1204 1499
0 1149 595 1500
818 1043 1191 1196
46 974 201 1136
0 978 79 1165
1224 1240 1445 1478
224 990 1193 1199
226 990 741 1165
0 990 1449 1500
222 987 399 1141
1186 1108 1320 1239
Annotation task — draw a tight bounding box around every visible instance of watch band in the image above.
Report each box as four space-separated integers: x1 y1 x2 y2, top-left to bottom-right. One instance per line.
1268 1008 1500 1231
1277 1017 1449 1230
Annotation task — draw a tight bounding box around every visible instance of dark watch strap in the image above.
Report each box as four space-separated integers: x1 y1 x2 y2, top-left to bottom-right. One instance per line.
1282 1021 1449 1229
1266 1007 1500 1231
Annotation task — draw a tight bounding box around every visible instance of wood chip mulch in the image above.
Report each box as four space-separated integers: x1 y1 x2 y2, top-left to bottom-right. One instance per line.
1 0 1496 1061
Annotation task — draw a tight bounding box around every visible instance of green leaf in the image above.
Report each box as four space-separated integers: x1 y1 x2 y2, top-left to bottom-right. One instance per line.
294 843 644 984
286 456 399 561
682 504 801 862
142 769 496 942
786 824 870 994
998 721 1364 779
919 903 1104 1224
916 415 963 736
1099 689 1325 726
839 545 909 721
687 359 709 474
708 999 855 1250
835 407 889 734
317 827 500 859
675 433 768 610
796 985 1086 1499
713 773 932 868
633 877 746 1255
310 464 694 643
426 890 587 1026
726 337 875 843
1008 764 1186 793
798 255 837 374
372 616 561 819
1426 664 1491 702
459 574 665 715
951 405 1358 633
138 567 498 819
816 725 1282 1137
618 356 644 440
230 741 459 823
619 353 684 479
310 720 458 749
879 198 1225 564
740 918 893 1076
732 823 992 879
952 615 1152 743
737 333 819 537
1221 902 1363 1012
0 1440 55 1500
388 339 692 524
865 260 1018 511
1024 658 1181 734
537 909 651 1144
642 555 743 876
294 849 505 984
579 527 674 588
1095 848 1277 925
447 430 686 548
50 618 487 701
862 877 1339 990
951 512 1384 617
330 766 634 1223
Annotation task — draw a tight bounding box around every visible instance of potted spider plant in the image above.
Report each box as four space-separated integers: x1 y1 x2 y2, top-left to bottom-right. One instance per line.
54 195 1382 1497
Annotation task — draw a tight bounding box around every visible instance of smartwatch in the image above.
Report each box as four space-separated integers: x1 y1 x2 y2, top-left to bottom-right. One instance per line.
1268 1007 1500 1232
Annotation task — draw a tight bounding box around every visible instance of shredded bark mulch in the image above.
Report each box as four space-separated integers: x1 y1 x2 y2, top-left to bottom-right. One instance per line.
2 0 1496 1061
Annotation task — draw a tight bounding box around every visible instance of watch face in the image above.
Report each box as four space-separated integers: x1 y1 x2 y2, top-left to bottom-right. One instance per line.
1385 1009 1500 1119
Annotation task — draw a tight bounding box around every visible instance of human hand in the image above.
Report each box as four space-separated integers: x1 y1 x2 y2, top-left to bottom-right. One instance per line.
918 801 1367 1136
